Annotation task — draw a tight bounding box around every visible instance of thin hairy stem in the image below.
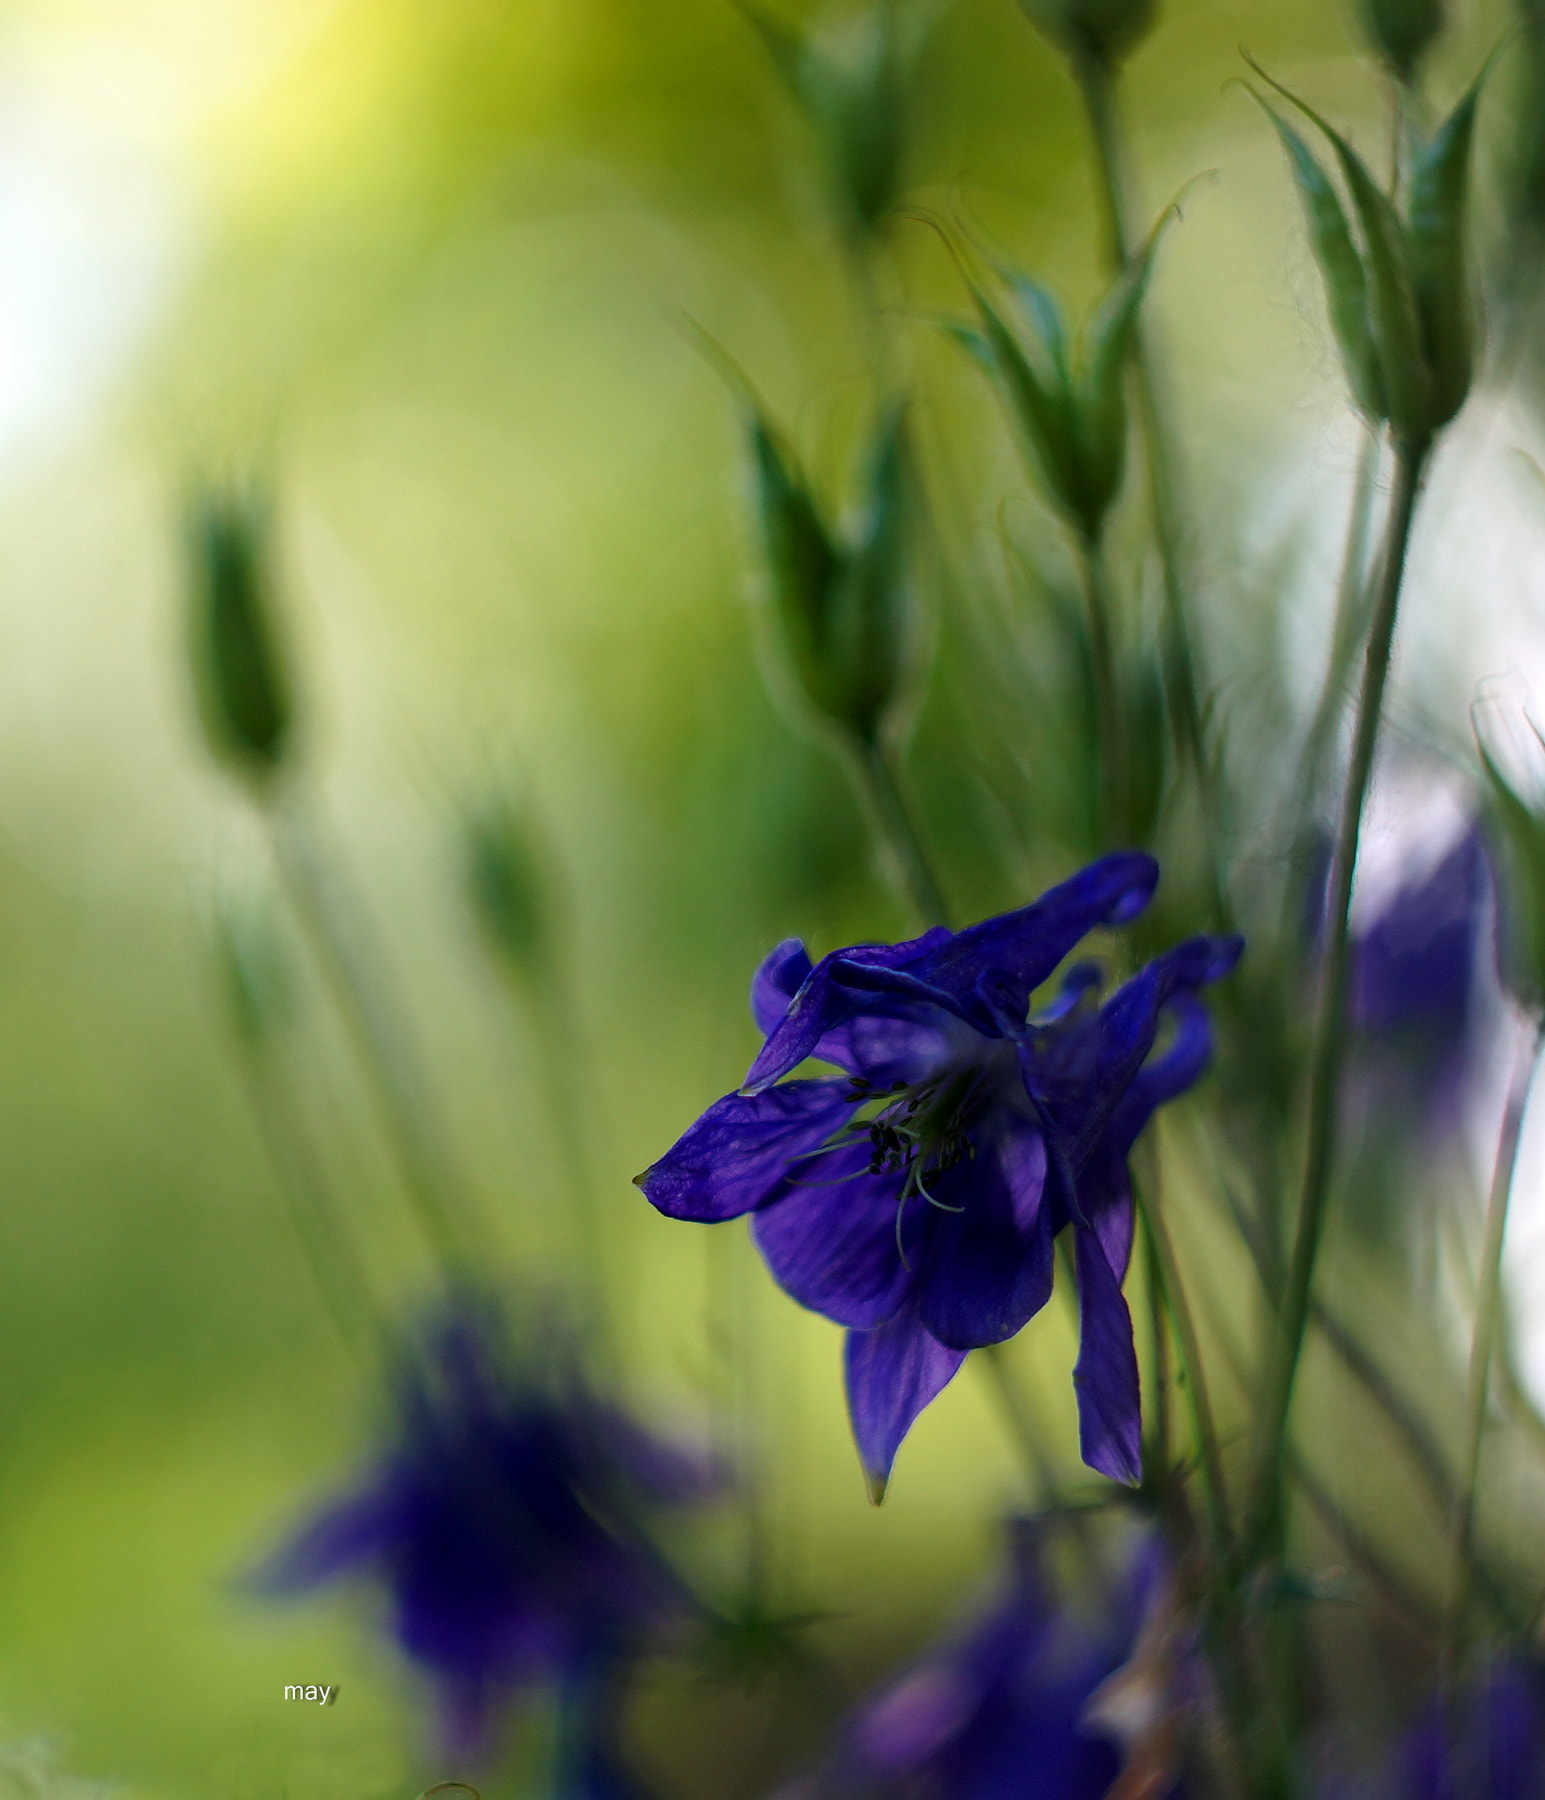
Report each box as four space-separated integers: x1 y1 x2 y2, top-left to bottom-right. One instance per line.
850 737 953 928
270 801 479 1281
1449 1020 1545 1660
1244 434 1430 1567
978 1342 1060 1502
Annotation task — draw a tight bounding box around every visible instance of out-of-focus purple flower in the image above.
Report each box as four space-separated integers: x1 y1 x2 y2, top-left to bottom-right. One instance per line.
1326 1660 1545 1800
1310 824 1491 1138
780 1521 1191 1800
636 853 1241 1496
255 1302 714 1768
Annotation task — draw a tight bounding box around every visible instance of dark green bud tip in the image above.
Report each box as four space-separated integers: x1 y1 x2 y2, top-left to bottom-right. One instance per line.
464 798 551 981
187 487 294 782
1018 0 1158 66
1356 0 1445 81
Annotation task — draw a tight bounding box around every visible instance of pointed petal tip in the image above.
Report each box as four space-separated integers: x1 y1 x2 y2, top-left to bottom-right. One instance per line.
864 1468 889 1506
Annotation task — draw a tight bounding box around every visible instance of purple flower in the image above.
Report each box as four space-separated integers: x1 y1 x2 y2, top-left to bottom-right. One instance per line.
1323 1661 1545 1800
255 1302 714 1765
1310 823 1491 1139
636 853 1241 1497
778 1520 1189 1800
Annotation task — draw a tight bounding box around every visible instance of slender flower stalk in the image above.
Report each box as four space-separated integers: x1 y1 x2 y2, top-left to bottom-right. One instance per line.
270 800 481 1282
1074 528 1127 846
1244 433 1430 1566
1449 1019 1545 1658
1070 51 1208 793
848 737 953 930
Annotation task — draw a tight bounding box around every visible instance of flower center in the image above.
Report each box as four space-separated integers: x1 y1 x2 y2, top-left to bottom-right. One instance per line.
844 1041 1020 1206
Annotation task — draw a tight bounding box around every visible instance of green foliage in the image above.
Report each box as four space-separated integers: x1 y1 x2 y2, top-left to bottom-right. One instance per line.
186 486 295 784
1356 0 1445 82
464 795 553 985
1250 60 1485 441
740 1 917 241
749 401 914 747
959 218 1169 542
1017 0 1158 67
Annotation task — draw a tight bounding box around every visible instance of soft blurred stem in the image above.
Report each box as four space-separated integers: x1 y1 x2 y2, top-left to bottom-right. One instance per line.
1075 528 1127 845
512 968 611 1354
233 1028 382 1354
1243 433 1430 1568
1293 435 1382 834
978 1342 1061 1503
1071 50 1209 811
1131 1160 1233 1569
269 800 480 1283
849 736 953 929
1448 1018 1545 1664
1143 1220 1172 1477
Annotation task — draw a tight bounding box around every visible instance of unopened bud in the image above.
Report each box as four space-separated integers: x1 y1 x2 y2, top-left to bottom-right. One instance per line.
1018 0 1158 66
1356 0 1445 81
187 487 294 783
750 403 912 747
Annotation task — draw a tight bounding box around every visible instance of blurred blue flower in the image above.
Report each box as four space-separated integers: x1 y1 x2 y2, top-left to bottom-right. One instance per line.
637 853 1241 1496
1311 823 1491 1138
256 1302 715 1768
1326 1660 1545 1800
778 1520 1190 1800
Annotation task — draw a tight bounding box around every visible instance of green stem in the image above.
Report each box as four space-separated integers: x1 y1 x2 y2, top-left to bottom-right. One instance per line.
1071 50 1208 799
1075 529 1126 845
270 801 478 1283
235 1034 382 1353
1243 434 1429 1567
850 737 953 928
1449 1020 1545 1659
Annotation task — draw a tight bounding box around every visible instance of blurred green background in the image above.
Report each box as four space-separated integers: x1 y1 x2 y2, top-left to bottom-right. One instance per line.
0 0 1534 1795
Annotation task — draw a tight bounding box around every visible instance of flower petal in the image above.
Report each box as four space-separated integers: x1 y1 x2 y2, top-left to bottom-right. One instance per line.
915 1123 1056 1350
845 1300 967 1502
743 930 952 1092
750 1144 917 1329
1073 1227 1142 1486
751 939 813 1035
636 1082 857 1222
252 1486 400 1593
909 853 1160 1009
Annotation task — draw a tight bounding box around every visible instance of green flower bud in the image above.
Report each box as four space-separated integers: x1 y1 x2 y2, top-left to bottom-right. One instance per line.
1356 0 1445 82
187 486 294 783
1250 57 1486 443
749 403 913 747
958 213 1169 542
1018 0 1158 66
464 796 552 984
741 2 915 240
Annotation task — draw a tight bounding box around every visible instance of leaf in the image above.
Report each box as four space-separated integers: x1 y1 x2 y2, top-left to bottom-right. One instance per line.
1407 64 1487 429
837 402 913 740
1250 58 1432 439
1248 91 1386 420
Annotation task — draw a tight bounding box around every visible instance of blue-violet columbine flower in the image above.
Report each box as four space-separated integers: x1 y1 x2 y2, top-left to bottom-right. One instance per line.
776 1519 1191 1800
636 852 1241 1498
255 1302 715 1764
